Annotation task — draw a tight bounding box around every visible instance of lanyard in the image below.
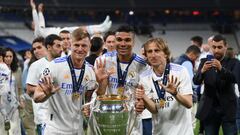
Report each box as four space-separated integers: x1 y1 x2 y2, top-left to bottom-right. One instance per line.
67 56 85 94
117 53 136 86
152 63 170 99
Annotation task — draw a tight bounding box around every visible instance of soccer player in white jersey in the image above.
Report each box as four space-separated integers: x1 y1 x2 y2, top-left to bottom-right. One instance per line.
135 38 194 135
95 25 148 135
0 47 11 134
33 28 97 135
30 0 112 38
26 34 62 135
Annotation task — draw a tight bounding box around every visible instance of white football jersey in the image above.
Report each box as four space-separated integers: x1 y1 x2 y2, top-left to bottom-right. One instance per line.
95 52 148 95
26 57 50 125
0 63 10 93
44 56 96 134
139 63 194 135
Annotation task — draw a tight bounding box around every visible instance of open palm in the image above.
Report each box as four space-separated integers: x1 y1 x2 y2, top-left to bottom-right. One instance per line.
159 75 180 95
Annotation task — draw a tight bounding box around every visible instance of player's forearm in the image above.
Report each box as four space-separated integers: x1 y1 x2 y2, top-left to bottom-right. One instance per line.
33 93 48 103
96 85 107 95
26 84 36 97
142 95 158 114
33 85 49 103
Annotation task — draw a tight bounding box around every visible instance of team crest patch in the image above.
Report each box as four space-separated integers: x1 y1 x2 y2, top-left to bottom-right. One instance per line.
42 68 50 76
84 75 89 82
128 71 136 79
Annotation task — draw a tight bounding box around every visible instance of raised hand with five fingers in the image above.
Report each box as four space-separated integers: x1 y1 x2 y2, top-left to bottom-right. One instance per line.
159 75 192 108
94 58 115 95
159 75 180 96
33 76 60 103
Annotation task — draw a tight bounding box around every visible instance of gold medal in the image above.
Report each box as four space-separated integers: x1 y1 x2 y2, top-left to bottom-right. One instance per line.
117 86 124 95
4 119 10 131
159 99 165 108
72 92 80 101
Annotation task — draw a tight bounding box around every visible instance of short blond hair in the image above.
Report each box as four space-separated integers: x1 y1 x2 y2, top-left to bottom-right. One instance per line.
143 37 171 63
71 28 90 41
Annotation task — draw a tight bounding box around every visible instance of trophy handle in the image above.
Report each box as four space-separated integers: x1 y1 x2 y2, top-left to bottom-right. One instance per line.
81 80 98 134
88 111 102 135
127 112 138 135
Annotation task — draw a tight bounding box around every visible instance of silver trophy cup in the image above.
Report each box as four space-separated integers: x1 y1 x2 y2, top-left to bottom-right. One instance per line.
92 94 129 135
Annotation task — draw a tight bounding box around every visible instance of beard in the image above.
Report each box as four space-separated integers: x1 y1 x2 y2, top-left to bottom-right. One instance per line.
214 53 224 60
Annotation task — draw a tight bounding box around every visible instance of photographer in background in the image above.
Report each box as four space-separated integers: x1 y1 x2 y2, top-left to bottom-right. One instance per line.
193 34 239 135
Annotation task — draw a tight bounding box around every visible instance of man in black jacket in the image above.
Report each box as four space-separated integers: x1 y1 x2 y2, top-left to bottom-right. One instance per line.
193 34 239 135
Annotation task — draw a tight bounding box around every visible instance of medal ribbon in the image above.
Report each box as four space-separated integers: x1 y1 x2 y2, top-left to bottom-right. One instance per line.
117 53 136 86
67 56 85 94
152 63 170 100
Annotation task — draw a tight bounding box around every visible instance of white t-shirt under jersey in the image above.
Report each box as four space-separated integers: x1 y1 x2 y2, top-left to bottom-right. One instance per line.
44 56 96 135
26 57 50 125
139 63 194 135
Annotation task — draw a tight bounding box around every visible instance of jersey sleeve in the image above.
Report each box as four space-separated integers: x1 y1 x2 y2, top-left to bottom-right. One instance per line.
177 66 193 95
181 61 194 79
41 61 58 85
139 73 153 98
32 9 40 37
38 11 45 28
26 62 38 86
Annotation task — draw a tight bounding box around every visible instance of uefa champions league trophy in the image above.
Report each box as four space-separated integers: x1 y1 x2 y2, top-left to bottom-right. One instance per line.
80 80 99 134
125 78 140 135
87 77 139 135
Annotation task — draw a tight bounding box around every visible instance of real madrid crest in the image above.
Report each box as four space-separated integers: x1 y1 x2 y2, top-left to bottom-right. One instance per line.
84 75 89 82
128 71 135 79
